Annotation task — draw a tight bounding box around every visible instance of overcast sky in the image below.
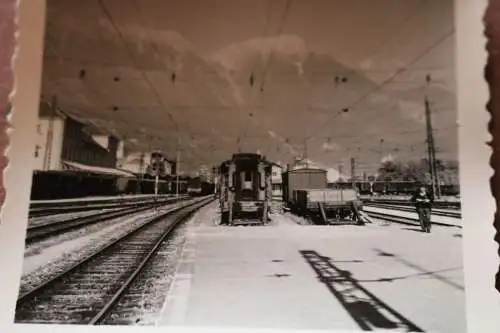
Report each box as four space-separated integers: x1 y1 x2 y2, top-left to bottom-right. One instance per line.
43 0 457 174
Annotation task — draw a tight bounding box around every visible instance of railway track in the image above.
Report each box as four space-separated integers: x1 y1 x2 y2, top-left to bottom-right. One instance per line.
363 203 461 219
361 198 461 210
15 197 213 325
28 195 188 218
365 210 461 229
25 197 190 244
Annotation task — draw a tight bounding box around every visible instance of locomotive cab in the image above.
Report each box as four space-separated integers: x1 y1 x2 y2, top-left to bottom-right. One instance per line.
219 153 272 225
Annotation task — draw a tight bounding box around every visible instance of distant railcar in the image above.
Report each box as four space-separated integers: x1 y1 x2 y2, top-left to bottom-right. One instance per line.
116 176 188 195
218 153 272 225
200 181 215 196
356 181 373 194
441 184 460 196
187 177 214 196
372 181 387 194
355 180 459 197
282 168 366 225
187 177 203 196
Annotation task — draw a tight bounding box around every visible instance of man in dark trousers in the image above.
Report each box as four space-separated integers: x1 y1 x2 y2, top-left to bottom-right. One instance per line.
411 185 434 233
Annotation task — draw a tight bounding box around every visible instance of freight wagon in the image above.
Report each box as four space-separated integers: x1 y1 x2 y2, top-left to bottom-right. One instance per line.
350 181 460 197
218 153 272 226
116 176 188 195
187 177 215 196
282 168 367 225
187 177 203 196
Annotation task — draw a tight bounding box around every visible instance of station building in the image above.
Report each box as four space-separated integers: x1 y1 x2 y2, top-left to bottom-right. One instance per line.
34 101 129 176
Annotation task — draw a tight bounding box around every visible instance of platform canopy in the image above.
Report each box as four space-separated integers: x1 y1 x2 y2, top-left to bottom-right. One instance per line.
62 160 135 178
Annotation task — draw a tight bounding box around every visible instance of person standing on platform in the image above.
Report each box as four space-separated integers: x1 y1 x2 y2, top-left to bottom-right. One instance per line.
411 184 434 233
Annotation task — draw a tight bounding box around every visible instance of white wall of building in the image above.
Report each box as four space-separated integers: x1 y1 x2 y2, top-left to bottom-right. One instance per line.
271 165 282 184
91 135 109 150
116 141 125 160
118 152 145 174
119 151 174 176
164 162 173 175
271 164 283 198
33 117 65 171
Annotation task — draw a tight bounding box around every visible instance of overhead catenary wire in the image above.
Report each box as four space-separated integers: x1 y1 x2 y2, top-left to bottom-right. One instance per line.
238 0 293 151
129 0 196 142
43 54 453 82
236 0 273 151
97 0 180 136
303 29 455 143
358 0 431 66
43 2 458 174
42 33 132 141
258 0 293 93
282 0 431 91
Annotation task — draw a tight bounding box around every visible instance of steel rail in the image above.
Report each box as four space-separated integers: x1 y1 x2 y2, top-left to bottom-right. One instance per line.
28 195 189 217
25 197 190 243
365 210 461 229
363 203 461 219
16 197 212 307
89 198 209 324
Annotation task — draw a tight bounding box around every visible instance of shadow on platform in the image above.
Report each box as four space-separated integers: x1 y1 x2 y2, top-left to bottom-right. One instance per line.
374 249 464 291
402 227 427 233
300 250 425 332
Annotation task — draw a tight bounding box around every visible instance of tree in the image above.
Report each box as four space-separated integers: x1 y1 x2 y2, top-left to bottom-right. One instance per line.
403 159 431 184
376 161 407 181
376 158 459 185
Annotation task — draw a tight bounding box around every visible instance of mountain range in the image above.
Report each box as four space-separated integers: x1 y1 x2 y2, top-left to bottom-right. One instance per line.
39 3 458 175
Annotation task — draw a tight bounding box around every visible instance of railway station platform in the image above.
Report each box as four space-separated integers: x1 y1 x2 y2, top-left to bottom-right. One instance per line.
157 202 465 332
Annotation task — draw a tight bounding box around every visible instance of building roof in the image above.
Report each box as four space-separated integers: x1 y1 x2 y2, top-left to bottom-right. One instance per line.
83 123 108 136
38 100 67 119
62 160 135 177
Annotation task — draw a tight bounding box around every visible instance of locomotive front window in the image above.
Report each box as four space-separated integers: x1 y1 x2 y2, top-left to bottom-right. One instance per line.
244 170 252 182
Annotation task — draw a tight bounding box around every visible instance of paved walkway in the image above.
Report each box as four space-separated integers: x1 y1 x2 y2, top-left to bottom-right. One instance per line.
157 202 466 332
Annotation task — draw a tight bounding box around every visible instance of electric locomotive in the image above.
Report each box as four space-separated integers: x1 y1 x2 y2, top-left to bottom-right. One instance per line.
218 153 272 225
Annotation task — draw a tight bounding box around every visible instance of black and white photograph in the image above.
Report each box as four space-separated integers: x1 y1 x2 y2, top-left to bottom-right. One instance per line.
12 0 464 331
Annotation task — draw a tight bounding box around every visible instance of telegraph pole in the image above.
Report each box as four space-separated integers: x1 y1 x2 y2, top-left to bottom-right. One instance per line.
154 161 159 197
43 95 57 170
424 97 436 194
425 74 441 198
424 74 439 197
350 157 356 181
176 137 180 198
138 152 145 194
431 140 441 198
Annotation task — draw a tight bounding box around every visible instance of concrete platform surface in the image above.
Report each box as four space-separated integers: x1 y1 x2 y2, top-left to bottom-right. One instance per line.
158 202 465 332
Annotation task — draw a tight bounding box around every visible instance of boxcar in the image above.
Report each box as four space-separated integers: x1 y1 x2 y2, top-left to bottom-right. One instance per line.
282 168 366 225
218 153 272 225
282 168 327 203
